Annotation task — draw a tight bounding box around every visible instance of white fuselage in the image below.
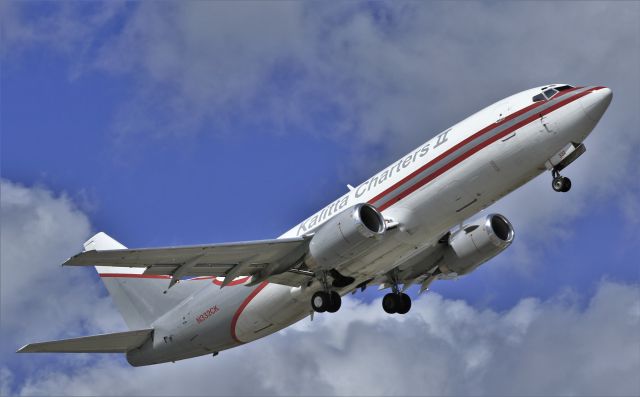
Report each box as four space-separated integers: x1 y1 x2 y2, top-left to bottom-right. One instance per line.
127 84 612 365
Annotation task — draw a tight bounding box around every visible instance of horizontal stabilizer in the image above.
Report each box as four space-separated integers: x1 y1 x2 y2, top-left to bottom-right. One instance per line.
17 329 152 353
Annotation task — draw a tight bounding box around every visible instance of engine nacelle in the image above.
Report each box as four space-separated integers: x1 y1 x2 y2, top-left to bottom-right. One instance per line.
440 213 515 276
307 203 386 270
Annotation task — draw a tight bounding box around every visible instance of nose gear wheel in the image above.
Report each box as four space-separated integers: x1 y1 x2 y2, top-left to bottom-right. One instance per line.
551 169 571 192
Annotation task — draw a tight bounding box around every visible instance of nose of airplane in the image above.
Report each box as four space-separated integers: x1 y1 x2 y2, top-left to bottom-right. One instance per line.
581 86 613 122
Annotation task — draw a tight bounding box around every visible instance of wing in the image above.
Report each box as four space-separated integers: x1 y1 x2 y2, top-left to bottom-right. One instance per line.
17 329 153 353
64 235 313 288
367 236 449 294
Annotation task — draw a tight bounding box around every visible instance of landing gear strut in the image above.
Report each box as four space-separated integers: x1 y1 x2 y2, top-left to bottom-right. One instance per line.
311 271 341 313
382 269 411 314
551 169 571 192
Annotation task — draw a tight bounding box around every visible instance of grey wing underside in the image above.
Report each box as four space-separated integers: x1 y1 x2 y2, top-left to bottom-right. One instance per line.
63 237 314 288
367 239 449 294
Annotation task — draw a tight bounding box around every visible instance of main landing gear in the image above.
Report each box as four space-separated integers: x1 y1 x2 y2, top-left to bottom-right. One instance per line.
382 292 411 314
551 169 571 193
311 290 341 313
311 271 342 313
382 269 412 314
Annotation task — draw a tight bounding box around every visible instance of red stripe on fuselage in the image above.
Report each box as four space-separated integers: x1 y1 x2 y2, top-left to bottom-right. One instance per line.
365 90 570 206
98 273 250 287
99 273 171 279
370 87 595 211
230 281 269 344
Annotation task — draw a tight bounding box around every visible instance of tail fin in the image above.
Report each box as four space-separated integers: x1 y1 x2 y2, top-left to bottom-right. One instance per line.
87 232 209 330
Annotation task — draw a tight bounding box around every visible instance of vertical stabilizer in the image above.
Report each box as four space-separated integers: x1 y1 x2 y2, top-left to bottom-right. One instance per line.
86 232 209 330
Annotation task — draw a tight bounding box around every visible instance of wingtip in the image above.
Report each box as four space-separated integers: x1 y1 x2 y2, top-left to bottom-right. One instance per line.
61 255 78 267
61 251 88 267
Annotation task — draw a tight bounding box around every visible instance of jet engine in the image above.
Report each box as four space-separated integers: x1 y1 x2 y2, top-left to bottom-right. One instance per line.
307 203 386 270
440 213 514 276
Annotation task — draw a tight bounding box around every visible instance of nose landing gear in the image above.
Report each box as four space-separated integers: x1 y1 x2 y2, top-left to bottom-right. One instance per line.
551 169 571 192
547 143 585 193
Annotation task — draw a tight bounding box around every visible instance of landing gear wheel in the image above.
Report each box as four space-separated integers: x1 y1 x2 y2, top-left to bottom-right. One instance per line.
326 291 342 313
552 176 572 192
382 293 405 314
311 291 341 313
311 291 329 313
382 293 398 314
383 293 412 314
396 293 412 315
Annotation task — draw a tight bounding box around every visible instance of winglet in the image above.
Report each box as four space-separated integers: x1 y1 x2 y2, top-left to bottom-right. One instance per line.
63 232 127 267
83 232 127 252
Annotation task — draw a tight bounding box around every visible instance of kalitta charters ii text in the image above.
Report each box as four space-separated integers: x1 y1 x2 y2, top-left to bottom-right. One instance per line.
295 129 450 236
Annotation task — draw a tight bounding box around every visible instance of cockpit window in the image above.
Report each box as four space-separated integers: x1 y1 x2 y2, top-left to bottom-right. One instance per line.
532 85 574 102
555 85 573 91
532 93 546 102
543 88 558 99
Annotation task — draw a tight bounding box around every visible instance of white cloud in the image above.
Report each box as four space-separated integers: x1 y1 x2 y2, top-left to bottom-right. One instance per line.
9 281 640 396
0 367 13 397
0 179 124 358
7 2 636 148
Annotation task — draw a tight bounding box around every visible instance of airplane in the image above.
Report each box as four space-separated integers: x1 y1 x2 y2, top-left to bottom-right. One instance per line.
18 84 612 366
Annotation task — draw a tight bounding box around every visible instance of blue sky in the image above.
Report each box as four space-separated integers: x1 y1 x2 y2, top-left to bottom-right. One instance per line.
1 2 639 395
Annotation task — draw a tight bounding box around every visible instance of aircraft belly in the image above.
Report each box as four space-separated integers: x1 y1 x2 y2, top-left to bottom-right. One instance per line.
128 282 260 365
234 283 309 343
190 284 256 351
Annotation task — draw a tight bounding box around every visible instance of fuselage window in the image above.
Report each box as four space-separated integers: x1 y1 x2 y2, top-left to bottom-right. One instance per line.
543 88 558 99
532 93 546 102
